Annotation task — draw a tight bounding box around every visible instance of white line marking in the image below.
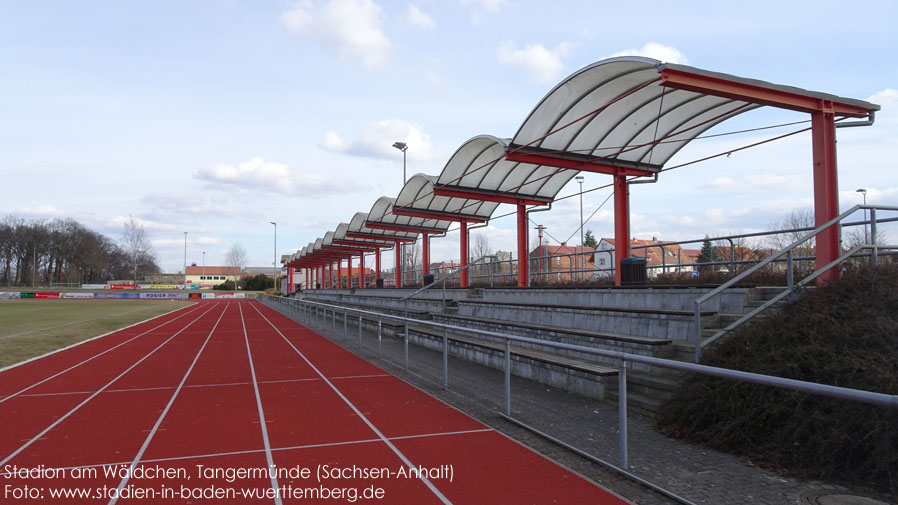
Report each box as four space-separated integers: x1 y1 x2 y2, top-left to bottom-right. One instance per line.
0 375 394 399
248 301 455 505
0 302 200 376
0 428 494 478
239 303 283 505
0 303 219 467
0 305 163 340
107 303 230 505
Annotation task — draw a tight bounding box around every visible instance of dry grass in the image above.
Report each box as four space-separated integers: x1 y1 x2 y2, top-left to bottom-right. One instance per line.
0 300 192 368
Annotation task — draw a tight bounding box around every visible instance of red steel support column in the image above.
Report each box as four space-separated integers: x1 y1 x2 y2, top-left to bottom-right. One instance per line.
337 260 342 289
460 221 469 288
812 109 840 283
422 233 430 282
516 204 528 287
288 268 293 293
376 248 382 278
613 174 629 286
359 252 364 288
347 256 353 289
394 240 402 288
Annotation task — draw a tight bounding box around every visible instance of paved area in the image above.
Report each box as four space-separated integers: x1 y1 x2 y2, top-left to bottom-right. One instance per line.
268 301 892 505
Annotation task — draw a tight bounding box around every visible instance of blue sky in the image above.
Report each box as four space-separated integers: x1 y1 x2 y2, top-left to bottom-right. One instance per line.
2 1 896 271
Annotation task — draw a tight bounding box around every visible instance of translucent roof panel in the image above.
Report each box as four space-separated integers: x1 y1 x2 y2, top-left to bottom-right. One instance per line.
366 197 452 233
511 57 762 169
334 222 394 247
436 135 576 201
348 212 417 241
394 173 500 221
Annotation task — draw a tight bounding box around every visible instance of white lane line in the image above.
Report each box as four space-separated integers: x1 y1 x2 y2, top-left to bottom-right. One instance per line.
0 303 220 467
0 375 395 399
239 303 283 505
248 301 455 505
0 428 495 478
107 303 231 505
0 305 163 341
0 304 205 404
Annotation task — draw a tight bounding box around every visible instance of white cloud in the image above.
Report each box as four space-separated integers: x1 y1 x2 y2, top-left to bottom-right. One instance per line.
497 41 573 83
425 69 442 88
320 119 439 161
607 42 688 64
699 177 737 190
195 236 223 246
17 205 62 216
406 4 435 28
108 216 177 231
744 173 804 190
867 88 898 105
281 0 392 68
194 157 357 196
460 0 508 23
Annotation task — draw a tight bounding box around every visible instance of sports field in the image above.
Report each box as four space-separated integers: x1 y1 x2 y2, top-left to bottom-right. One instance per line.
0 300 193 368
0 299 629 504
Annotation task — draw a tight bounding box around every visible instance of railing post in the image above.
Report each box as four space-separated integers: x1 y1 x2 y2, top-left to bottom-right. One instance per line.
404 322 409 370
343 311 347 340
618 358 629 470
504 339 511 416
693 300 703 363
332 308 336 333
728 238 735 277
358 315 362 348
377 320 382 358
787 250 795 302
870 208 878 266
442 326 449 390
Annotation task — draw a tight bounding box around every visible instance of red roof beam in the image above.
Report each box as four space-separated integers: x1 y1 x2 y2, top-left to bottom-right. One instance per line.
433 185 551 206
504 150 657 177
345 231 415 243
391 206 486 223
659 66 878 117
365 222 439 234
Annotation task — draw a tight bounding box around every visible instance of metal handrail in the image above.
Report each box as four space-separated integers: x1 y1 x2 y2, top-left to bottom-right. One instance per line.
693 204 898 362
400 255 497 302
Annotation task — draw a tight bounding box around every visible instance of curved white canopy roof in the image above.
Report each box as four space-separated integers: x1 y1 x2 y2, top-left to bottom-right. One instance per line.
394 173 500 221
366 197 452 234
436 135 574 202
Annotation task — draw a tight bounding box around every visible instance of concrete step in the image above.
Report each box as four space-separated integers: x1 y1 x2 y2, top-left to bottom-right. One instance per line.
605 389 666 417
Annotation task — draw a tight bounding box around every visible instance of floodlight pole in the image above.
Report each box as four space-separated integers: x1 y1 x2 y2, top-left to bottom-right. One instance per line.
183 231 188 286
270 222 277 292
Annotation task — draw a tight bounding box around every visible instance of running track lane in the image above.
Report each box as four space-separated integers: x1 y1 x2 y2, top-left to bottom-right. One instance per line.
0 299 631 505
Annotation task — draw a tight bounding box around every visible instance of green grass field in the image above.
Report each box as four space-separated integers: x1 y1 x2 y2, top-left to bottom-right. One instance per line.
0 300 193 369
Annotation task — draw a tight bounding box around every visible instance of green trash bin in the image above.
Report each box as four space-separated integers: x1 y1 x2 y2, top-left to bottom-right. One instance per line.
620 257 647 285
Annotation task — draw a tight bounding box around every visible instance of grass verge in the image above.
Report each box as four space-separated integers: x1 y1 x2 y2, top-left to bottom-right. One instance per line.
0 300 192 368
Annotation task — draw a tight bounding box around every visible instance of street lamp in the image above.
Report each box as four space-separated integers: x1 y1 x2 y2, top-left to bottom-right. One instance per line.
202 251 206 283
270 221 277 293
392 141 408 184
576 175 585 281
856 188 868 243
392 141 409 284
183 232 188 286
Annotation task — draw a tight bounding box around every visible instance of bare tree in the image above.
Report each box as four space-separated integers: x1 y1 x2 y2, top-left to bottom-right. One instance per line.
225 243 248 287
471 232 492 261
121 215 158 285
403 241 421 282
766 208 815 253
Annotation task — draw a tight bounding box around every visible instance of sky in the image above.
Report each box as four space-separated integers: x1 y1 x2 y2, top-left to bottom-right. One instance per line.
2 0 897 272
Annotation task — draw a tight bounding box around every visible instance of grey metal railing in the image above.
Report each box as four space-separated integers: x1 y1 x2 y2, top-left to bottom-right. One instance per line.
259 293 897 505
693 204 898 362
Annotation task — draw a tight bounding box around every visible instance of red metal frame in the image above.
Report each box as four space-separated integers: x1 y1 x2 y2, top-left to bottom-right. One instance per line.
391 206 486 224
365 222 443 234
460 221 469 287
660 67 876 282
394 240 402 288
376 249 382 279
613 175 629 286
504 151 657 177
422 233 430 282
516 204 528 287
433 186 551 206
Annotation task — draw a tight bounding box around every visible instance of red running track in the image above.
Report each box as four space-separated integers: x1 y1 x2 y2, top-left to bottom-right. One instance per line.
0 300 631 505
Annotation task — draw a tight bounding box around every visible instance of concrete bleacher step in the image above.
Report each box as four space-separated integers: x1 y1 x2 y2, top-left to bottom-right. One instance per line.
407 325 618 377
